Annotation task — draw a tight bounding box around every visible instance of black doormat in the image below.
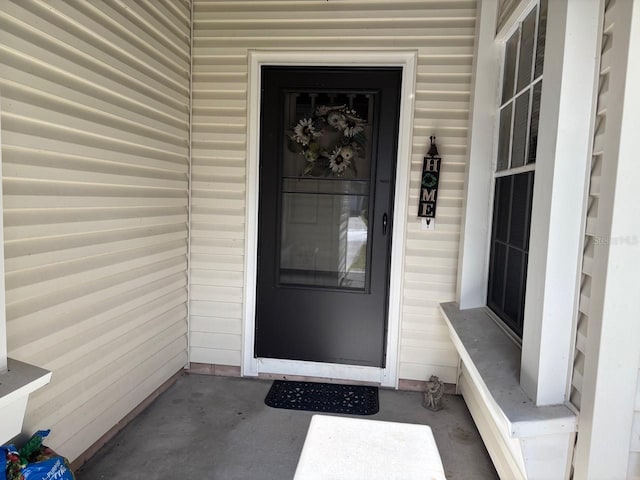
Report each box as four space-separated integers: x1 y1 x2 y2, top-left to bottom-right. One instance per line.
264 380 379 415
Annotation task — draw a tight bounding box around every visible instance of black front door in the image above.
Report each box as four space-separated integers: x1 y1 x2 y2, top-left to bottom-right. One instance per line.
256 67 401 367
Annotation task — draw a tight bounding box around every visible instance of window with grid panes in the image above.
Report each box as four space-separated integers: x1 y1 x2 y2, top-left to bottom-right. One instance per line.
487 0 547 337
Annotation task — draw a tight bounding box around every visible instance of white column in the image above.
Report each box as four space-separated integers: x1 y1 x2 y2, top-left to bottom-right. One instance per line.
573 0 640 477
456 0 499 309
520 0 602 405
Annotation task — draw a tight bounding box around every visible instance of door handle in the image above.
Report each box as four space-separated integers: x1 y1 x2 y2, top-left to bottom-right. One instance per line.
382 213 388 235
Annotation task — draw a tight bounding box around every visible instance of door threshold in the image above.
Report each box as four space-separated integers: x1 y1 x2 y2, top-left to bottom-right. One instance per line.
256 358 384 385
258 372 380 387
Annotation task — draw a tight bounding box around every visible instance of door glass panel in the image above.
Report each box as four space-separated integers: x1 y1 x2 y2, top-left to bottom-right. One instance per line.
279 91 374 290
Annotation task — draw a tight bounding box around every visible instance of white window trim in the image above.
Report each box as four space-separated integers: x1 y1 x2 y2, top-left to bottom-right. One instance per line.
242 50 417 388
457 0 601 406
520 0 601 405
0 92 6 373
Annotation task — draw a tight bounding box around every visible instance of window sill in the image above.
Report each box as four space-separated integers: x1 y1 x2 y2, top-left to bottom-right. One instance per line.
0 358 52 444
440 302 576 438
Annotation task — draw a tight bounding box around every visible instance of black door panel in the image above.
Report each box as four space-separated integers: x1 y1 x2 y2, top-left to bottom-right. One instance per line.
256 67 401 367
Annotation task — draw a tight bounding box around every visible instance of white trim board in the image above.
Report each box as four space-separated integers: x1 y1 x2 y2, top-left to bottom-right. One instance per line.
242 50 417 388
0 92 6 372
573 0 640 476
0 359 52 444
520 0 602 406
440 303 577 478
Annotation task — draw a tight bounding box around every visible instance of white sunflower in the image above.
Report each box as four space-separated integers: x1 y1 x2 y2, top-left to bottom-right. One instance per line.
340 145 355 161
328 146 351 175
327 111 346 130
293 118 320 145
327 146 341 160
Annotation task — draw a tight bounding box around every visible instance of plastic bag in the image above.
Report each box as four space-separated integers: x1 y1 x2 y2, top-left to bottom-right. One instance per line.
2 444 24 480
2 430 74 480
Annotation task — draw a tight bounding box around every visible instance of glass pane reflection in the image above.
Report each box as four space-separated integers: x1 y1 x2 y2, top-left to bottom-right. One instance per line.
279 192 368 290
278 90 374 291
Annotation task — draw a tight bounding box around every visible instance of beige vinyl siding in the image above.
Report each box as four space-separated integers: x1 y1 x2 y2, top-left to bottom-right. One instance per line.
570 0 613 413
0 0 191 461
191 0 475 382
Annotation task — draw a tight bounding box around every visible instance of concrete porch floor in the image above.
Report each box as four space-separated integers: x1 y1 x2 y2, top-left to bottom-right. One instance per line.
76 374 498 479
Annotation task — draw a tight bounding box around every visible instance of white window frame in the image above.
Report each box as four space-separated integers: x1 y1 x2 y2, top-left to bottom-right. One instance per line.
457 0 601 405
487 4 543 338
0 92 7 373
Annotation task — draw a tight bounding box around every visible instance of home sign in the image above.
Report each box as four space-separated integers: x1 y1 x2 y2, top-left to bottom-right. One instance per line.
418 136 441 230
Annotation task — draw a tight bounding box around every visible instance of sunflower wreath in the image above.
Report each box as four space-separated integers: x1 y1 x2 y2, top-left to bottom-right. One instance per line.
287 105 367 177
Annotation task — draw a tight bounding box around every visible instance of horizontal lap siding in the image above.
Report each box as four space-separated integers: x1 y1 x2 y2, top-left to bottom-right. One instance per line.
0 0 191 461
191 0 475 382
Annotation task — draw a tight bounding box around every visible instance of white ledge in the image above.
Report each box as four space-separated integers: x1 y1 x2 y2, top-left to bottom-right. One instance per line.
0 358 52 444
440 302 577 438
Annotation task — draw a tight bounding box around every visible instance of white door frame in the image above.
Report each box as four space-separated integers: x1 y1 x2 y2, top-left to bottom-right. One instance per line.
242 50 417 388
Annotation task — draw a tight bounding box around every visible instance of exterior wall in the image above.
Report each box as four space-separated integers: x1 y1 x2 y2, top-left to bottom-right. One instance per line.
190 0 477 383
0 0 191 461
620 3 640 474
